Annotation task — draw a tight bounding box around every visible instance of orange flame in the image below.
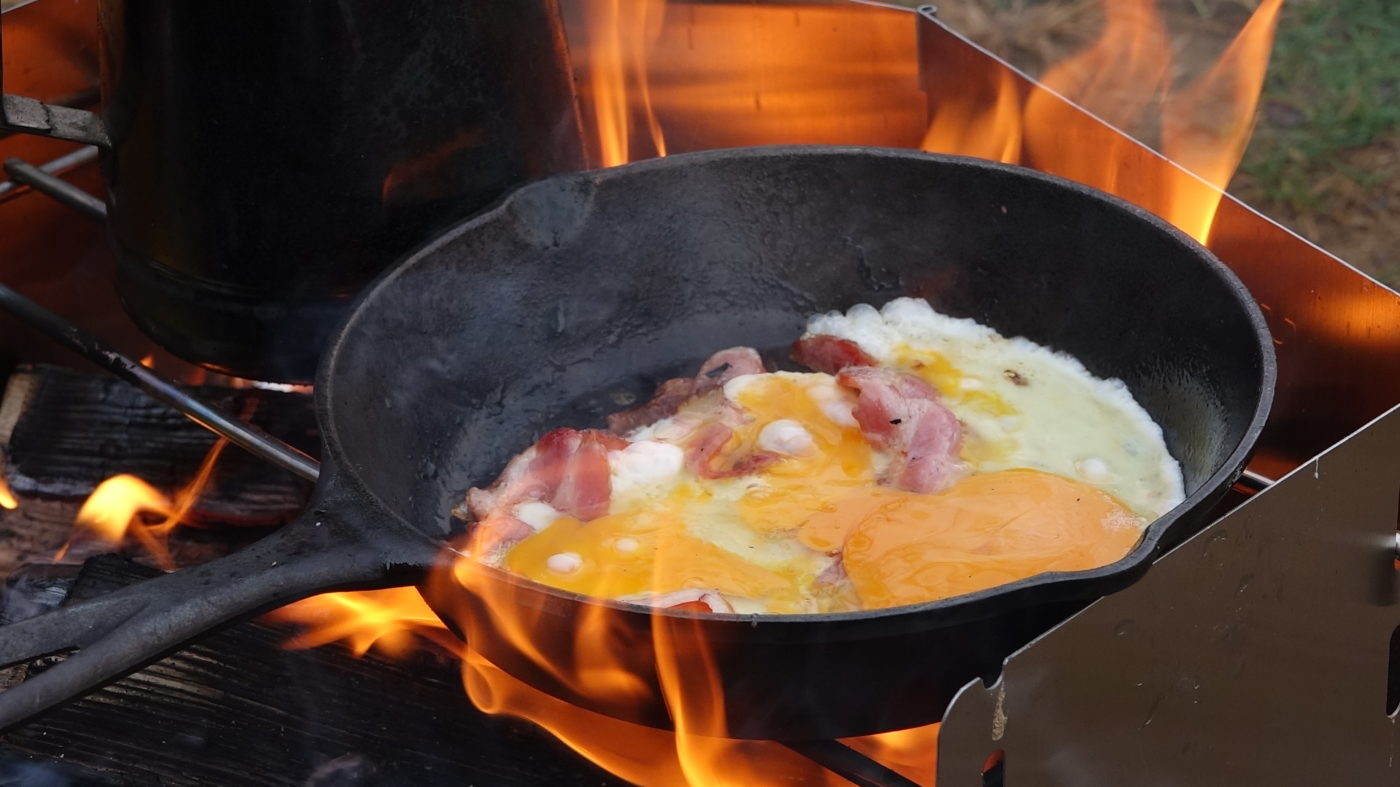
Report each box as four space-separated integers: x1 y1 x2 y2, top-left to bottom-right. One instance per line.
576 0 669 167
269 587 460 659
433 551 935 786
0 474 17 510
1018 0 1282 243
56 439 229 570
922 67 1023 164
275 577 941 786
1036 0 1173 132
571 2 928 164
1160 0 1285 241
568 0 1282 244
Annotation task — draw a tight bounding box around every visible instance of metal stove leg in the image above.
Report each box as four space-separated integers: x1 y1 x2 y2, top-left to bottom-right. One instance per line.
2 155 106 220
781 739 925 787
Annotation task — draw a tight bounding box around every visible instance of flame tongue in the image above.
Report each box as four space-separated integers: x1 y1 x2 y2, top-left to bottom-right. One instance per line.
0 475 17 511
577 0 669 167
57 439 229 570
277 572 940 787
1160 0 1286 241
953 0 1285 245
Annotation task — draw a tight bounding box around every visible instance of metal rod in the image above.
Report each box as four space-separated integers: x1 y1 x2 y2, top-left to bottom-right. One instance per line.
3 155 106 219
1235 469 1276 494
0 145 101 201
780 740 925 787
0 283 321 482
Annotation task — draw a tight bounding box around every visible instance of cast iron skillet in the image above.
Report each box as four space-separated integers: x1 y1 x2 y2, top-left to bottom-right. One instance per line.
0 146 1275 738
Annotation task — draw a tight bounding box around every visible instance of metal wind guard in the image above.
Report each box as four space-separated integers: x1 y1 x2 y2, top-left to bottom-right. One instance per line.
915 8 1400 784
936 405 1400 785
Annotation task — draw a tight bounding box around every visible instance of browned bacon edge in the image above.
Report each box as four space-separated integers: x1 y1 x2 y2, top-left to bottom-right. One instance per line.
607 347 765 434
791 334 878 374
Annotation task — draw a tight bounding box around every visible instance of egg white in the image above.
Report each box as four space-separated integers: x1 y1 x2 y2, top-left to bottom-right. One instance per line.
806 298 1185 518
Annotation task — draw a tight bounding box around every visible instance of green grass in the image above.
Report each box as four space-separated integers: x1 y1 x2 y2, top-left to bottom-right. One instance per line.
1239 0 1400 210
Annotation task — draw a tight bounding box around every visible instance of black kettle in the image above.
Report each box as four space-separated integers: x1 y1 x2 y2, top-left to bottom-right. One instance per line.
1 0 584 382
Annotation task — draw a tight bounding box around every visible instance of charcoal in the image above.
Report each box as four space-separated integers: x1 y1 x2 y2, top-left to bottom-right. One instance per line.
0 563 80 625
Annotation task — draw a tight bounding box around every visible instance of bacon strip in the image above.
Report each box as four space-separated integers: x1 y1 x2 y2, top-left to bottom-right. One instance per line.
791 334 878 374
466 428 626 523
836 366 964 494
539 429 627 521
607 347 765 434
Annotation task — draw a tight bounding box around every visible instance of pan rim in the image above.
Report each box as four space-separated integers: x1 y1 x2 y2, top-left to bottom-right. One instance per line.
320 143 1278 629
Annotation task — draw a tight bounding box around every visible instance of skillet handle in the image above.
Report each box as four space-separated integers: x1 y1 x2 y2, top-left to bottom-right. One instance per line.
0 500 435 731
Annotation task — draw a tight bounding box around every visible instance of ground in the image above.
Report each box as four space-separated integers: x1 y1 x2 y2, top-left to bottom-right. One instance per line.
914 0 1400 287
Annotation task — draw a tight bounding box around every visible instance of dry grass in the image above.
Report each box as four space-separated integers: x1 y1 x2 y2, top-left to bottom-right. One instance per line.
929 0 1100 73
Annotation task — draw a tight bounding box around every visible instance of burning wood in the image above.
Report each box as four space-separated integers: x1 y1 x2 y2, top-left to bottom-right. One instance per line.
55 439 227 570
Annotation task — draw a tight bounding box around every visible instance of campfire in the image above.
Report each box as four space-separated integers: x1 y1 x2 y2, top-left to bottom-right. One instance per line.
3 1 1398 786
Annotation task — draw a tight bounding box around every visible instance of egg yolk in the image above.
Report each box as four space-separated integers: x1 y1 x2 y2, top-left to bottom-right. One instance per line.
841 469 1144 609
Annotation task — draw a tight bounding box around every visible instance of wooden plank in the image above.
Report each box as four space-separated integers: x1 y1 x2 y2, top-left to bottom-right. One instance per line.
1 556 630 786
0 497 79 577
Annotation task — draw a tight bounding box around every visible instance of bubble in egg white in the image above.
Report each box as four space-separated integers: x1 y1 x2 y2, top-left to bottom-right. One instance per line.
759 419 817 456
546 552 583 574
515 501 563 531
804 380 858 427
1076 457 1111 483
609 440 685 497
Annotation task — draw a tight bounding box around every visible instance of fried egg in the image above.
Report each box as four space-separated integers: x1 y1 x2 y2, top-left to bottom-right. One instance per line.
493 298 1184 614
